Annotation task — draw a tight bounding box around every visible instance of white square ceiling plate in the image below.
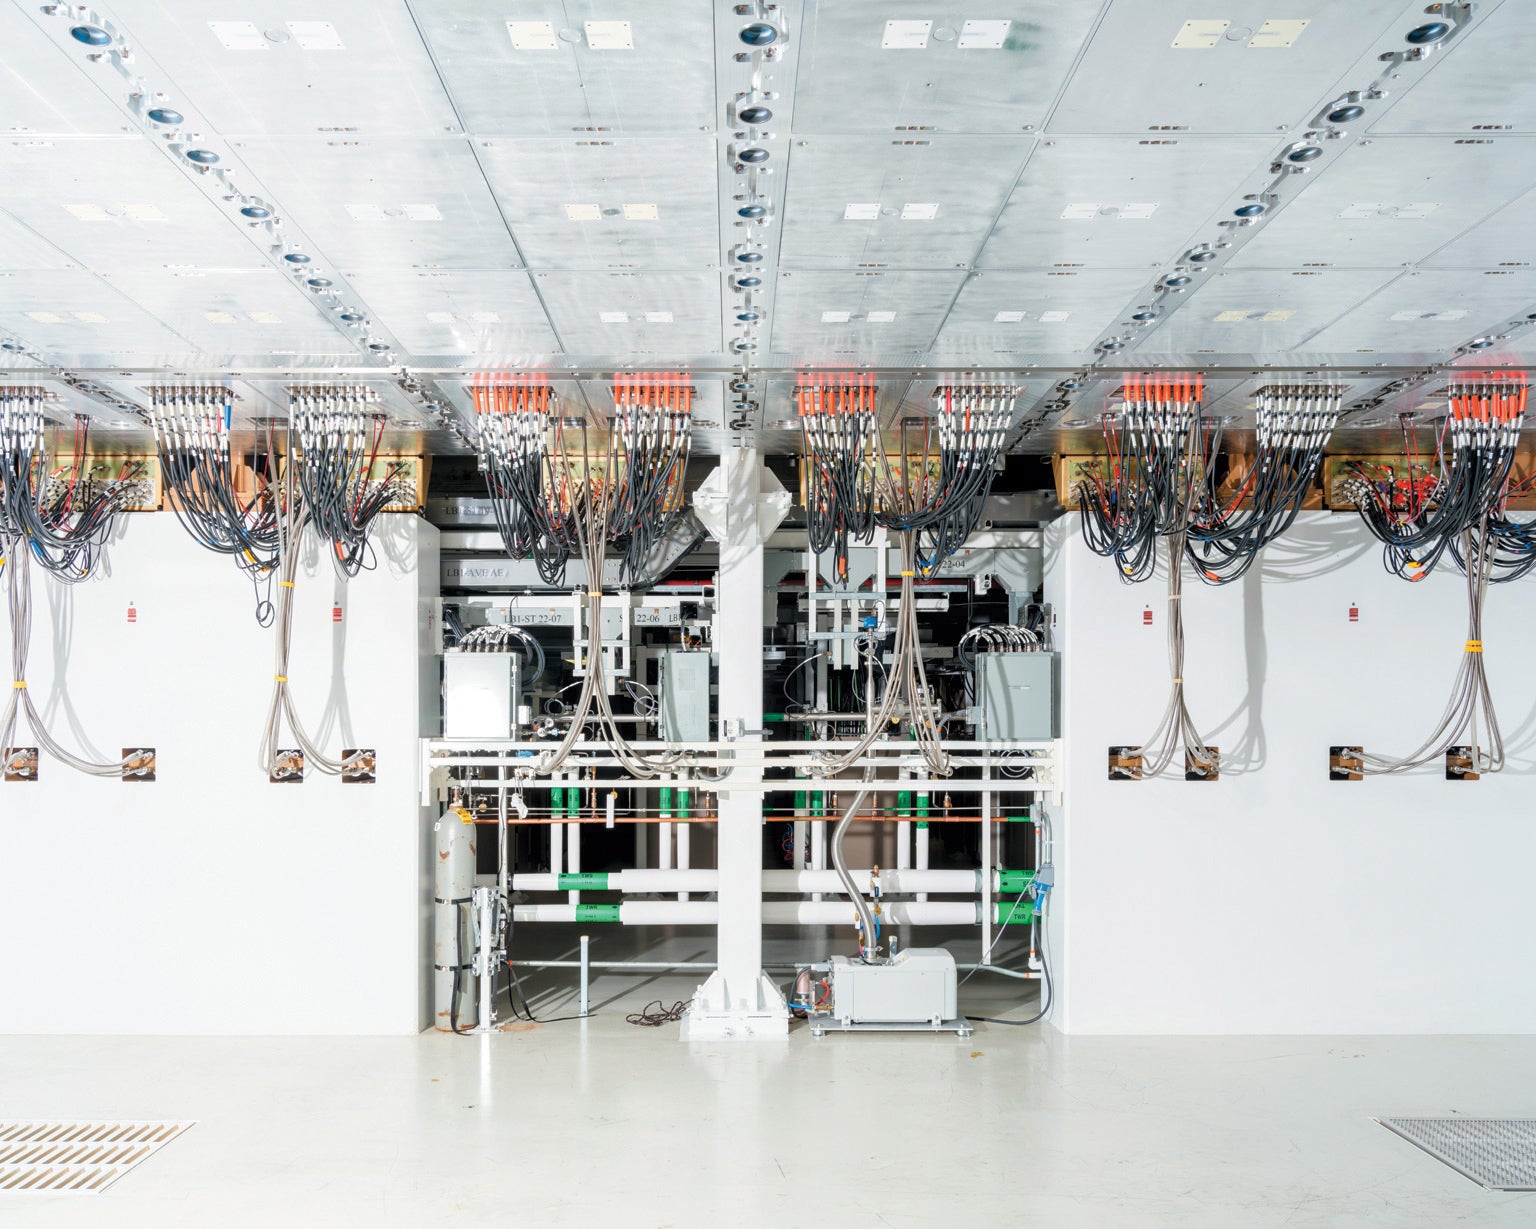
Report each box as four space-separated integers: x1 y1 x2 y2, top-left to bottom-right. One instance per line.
957 20 1011 50
882 20 932 50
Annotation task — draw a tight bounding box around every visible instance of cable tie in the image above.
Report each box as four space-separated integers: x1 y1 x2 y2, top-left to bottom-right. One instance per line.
274 675 288 683
1466 640 1483 654
11 681 25 689
1171 677 1183 684
279 580 295 588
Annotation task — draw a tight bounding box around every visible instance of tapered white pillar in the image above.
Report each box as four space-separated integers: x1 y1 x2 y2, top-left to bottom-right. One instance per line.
681 446 790 1039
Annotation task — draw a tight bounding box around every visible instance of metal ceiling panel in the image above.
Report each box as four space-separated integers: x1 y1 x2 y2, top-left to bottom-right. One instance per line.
1227 137 1536 270
105 1 459 136
776 137 1034 271
1421 184 1536 270
0 5 136 135
1136 267 1402 354
228 137 519 272
0 138 264 272
0 269 194 359
1372 3 1536 134
0 209 74 271
976 137 1276 271
793 1 1100 134
768 270 965 362
476 138 718 270
105 268 351 356
1049 0 1411 134
930 268 1158 359
412 1 717 135
341 270 559 354
533 272 721 355
1304 270 1536 354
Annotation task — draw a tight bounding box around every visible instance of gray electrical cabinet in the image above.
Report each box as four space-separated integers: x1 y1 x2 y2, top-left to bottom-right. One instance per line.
976 651 1058 740
661 650 711 742
442 652 521 739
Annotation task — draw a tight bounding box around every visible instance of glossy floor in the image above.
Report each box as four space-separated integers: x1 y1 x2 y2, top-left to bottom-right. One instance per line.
1 960 1533 1228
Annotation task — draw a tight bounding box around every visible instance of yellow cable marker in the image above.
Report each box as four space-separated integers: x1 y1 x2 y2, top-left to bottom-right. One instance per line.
274 675 288 682
1466 640 1483 653
279 580 295 588
12 681 25 689
901 570 915 577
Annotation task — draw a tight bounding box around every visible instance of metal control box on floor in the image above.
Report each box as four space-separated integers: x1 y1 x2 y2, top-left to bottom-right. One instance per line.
826 949 959 1028
976 651 1058 740
661 650 710 742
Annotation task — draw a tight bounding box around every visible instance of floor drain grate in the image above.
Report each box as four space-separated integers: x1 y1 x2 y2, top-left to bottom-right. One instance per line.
0 1120 194 1193
1377 1117 1536 1190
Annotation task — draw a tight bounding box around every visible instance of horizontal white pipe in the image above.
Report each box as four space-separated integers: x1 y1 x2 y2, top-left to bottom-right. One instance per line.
511 901 981 926
510 869 983 893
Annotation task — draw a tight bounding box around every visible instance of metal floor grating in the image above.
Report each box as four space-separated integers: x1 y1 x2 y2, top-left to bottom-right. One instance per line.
0 1120 194 1193
1377 1117 1536 1191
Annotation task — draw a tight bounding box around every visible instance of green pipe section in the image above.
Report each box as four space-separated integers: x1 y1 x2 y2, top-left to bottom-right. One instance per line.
559 872 610 891
574 904 621 923
551 785 564 814
566 786 580 819
998 869 1036 894
659 786 674 820
996 900 1035 925
678 787 692 820
897 790 912 818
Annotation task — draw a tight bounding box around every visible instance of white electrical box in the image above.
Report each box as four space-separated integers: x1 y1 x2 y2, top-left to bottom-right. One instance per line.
443 652 521 739
661 650 711 742
977 651 1058 740
828 948 959 1025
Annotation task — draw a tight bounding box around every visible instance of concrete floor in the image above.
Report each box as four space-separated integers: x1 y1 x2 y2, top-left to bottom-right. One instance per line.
1 962 1534 1228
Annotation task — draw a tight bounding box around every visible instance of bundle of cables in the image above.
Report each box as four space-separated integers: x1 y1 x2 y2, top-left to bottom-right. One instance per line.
800 381 1018 780
798 375 877 586
472 375 694 778
1347 373 1526 581
1076 374 1215 777
150 385 282 623
474 379 551 578
1347 374 1528 777
0 388 142 582
956 623 1042 670
1078 374 1205 583
872 384 1013 571
1186 385 1340 584
1 541 142 779
289 386 412 578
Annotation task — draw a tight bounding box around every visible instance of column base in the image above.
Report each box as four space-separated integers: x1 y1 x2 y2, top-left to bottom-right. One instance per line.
678 971 789 1040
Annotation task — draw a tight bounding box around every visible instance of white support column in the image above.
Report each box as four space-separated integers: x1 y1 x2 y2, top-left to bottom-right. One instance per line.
681 447 790 1039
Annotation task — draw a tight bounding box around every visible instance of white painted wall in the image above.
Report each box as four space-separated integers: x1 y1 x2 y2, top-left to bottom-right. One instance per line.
1045 511 1536 1034
0 513 440 1035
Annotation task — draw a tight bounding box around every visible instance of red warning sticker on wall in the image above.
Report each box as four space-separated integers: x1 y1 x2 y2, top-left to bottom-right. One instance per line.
332 606 343 624
1143 608 1153 626
127 604 137 624
1348 604 1359 623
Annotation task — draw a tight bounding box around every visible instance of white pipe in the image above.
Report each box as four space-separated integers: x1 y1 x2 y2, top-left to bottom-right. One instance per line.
511 868 984 893
510 901 981 926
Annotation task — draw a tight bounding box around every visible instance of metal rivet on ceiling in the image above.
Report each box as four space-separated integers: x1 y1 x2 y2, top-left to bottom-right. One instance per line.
738 204 766 219
1406 21 1450 44
1165 275 1192 287
739 106 772 125
1327 104 1365 123
186 149 220 165
736 251 764 263
283 253 311 264
306 277 332 288
1100 340 1124 351
735 275 762 288
738 147 769 163
1 342 23 352
146 107 183 125
1131 311 1157 322
1467 338 1493 349
69 25 112 45
339 312 365 322
1188 249 1217 263
1287 146 1323 162
737 312 760 321
1234 204 1266 218
368 342 390 352
739 22 778 45
240 205 271 219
